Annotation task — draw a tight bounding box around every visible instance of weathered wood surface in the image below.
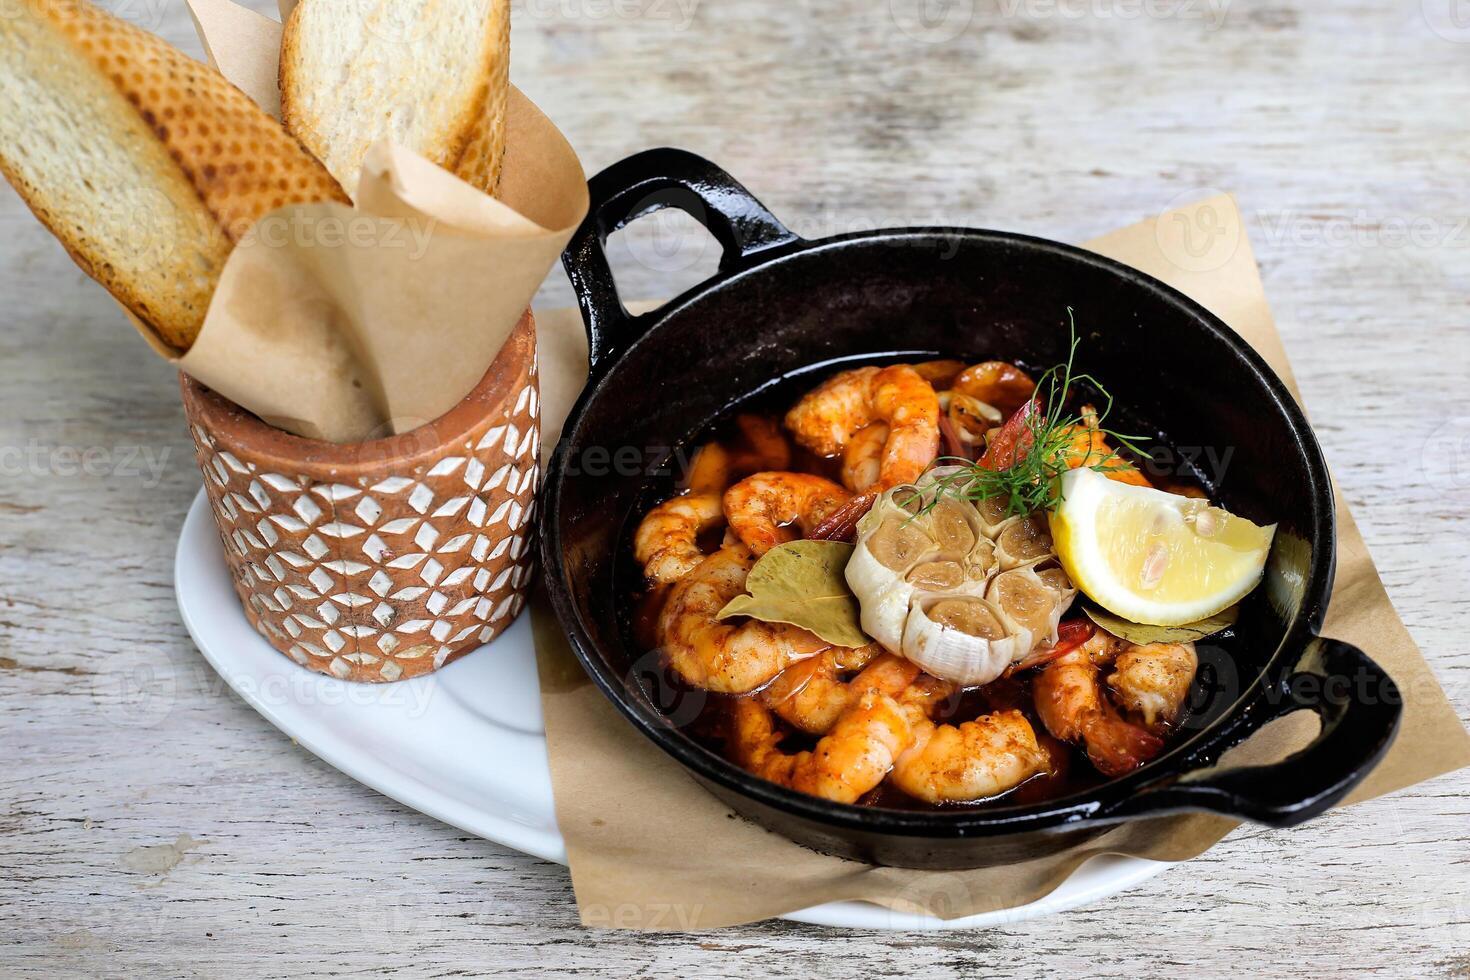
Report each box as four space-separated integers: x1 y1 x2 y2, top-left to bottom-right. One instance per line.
2 0 1467 976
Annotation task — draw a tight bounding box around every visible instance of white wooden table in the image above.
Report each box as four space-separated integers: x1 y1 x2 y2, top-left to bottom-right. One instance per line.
3 1 1467 975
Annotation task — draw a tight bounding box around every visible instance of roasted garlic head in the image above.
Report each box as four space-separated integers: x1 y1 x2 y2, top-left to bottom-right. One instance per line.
845 469 1077 686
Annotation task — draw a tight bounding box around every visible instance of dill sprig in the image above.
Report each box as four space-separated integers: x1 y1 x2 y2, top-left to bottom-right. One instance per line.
910 309 1148 520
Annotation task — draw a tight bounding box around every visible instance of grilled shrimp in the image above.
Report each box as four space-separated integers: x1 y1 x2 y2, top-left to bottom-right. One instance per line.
1062 404 1152 487
761 648 920 735
840 422 890 493
890 707 1051 804
1032 636 1169 777
687 415 793 495
723 472 850 556
657 546 828 693
1108 642 1198 730
688 444 738 496
785 366 880 458
951 361 1036 417
633 493 725 585
912 359 967 389
784 364 940 490
735 414 793 471
731 691 913 804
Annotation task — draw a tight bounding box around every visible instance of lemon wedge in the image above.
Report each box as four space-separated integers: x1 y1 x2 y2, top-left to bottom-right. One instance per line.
1049 468 1276 626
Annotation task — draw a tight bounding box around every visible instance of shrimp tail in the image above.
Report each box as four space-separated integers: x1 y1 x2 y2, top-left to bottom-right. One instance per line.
1081 707 1165 777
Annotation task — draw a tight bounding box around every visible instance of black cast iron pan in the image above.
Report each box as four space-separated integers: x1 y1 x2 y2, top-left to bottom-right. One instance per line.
541 148 1401 869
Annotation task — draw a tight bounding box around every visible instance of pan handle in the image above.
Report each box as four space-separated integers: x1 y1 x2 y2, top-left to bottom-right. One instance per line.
1097 637 1401 827
561 148 800 376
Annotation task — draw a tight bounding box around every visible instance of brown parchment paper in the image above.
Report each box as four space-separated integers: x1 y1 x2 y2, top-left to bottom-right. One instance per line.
530 196 1470 930
174 0 587 443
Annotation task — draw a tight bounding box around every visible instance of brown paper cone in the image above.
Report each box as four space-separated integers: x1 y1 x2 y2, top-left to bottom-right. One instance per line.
531 196 1470 929
178 0 588 444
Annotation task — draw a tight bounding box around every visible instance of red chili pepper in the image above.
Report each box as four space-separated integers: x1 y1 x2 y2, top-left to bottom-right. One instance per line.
978 396 1041 471
1005 618 1095 675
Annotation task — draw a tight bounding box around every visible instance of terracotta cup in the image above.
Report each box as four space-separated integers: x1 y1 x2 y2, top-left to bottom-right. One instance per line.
181 311 540 682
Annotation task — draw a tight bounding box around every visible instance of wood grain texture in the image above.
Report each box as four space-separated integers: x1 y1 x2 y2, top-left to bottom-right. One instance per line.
2 0 1467 975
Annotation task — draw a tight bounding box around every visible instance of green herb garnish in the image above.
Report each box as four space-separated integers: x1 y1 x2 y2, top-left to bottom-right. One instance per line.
909 309 1148 520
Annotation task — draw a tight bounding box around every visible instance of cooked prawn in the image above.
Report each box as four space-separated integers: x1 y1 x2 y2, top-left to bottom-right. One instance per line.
840 422 889 493
688 443 738 496
912 359 967 389
1108 641 1198 730
951 361 1036 417
734 414 792 471
785 366 880 457
1062 404 1152 487
1033 646 1164 777
939 392 1002 454
687 415 793 494
723 472 850 556
761 649 920 734
793 365 943 541
657 546 828 693
890 707 1051 804
784 364 940 489
731 691 913 804
633 492 725 585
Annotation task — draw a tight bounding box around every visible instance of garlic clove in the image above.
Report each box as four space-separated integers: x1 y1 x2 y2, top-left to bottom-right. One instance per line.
993 512 1054 569
846 492 935 653
905 555 968 592
987 565 1069 649
901 595 1030 687
929 497 979 553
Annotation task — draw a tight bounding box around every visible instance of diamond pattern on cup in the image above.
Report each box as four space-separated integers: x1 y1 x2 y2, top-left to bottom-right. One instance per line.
188 337 540 683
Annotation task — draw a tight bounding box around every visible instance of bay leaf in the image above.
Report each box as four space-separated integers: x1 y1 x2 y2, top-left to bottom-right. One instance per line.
1082 603 1239 645
716 540 870 648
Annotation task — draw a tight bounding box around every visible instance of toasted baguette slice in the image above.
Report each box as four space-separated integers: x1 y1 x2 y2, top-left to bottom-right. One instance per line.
0 0 348 352
280 0 510 199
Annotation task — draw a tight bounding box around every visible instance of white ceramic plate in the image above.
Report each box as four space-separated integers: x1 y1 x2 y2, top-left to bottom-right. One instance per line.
176 489 1168 929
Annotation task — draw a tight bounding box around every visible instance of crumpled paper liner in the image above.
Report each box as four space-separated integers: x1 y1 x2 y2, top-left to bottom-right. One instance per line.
172 0 587 443
531 195 1470 929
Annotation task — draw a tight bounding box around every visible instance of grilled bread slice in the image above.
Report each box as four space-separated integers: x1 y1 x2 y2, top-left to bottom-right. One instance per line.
280 0 510 199
0 0 348 352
